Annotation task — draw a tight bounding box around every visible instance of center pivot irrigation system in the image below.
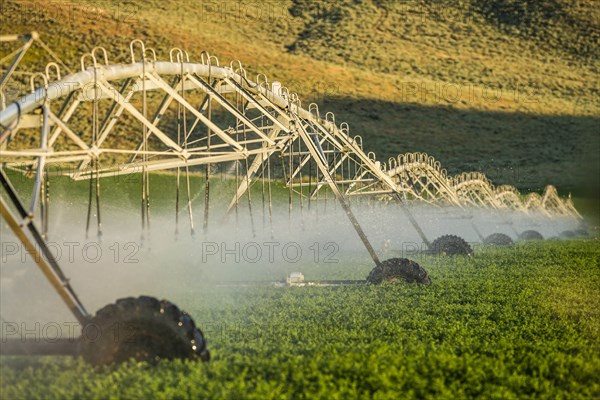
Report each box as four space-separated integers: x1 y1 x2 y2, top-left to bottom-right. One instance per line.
0 35 583 364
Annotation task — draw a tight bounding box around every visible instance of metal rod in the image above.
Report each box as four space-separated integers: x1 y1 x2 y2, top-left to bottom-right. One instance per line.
175 76 182 237
42 169 49 239
308 153 312 210
203 68 213 234
28 104 49 216
0 172 89 324
94 74 102 240
298 136 304 218
470 220 485 242
185 164 195 236
175 166 180 236
140 56 150 241
242 104 256 238
181 69 195 236
267 149 274 239
394 193 431 249
0 34 34 92
85 161 94 239
288 135 293 225
295 118 381 267
261 140 266 231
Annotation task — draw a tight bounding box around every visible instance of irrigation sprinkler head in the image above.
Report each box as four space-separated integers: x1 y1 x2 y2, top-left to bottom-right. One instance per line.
367 258 431 285
81 296 209 365
287 272 305 286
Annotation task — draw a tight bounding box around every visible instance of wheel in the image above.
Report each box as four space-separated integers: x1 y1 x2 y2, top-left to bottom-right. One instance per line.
560 230 577 239
574 228 589 237
429 234 473 256
518 230 544 241
81 296 210 365
483 233 514 246
367 258 431 285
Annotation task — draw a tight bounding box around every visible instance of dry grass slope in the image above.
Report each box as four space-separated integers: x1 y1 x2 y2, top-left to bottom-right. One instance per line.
1 0 598 198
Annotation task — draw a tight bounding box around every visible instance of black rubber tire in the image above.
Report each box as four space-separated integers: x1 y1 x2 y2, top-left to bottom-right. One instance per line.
81 296 210 365
574 228 589 237
367 258 431 285
429 234 473 256
483 233 514 246
560 230 577 239
518 230 544 241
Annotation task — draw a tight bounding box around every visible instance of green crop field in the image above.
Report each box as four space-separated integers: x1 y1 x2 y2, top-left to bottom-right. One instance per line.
1 241 599 399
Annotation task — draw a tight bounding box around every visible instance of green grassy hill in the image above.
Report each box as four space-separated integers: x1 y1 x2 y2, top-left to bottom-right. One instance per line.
1 0 598 198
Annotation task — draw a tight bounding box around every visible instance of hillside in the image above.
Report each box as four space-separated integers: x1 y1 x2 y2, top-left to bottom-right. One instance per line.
1 0 598 197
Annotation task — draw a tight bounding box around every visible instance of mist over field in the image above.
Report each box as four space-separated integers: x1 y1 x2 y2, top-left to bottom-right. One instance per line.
0 189 581 325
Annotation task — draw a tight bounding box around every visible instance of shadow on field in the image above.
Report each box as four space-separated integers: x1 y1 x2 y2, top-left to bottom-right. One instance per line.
321 97 600 199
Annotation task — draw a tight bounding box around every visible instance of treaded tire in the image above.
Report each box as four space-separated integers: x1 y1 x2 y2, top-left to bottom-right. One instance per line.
430 234 473 256
574 228 589 237
81 296 210 365
560 230 577 239
518 230 544 241
367 258 431 285
483 233 514 246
